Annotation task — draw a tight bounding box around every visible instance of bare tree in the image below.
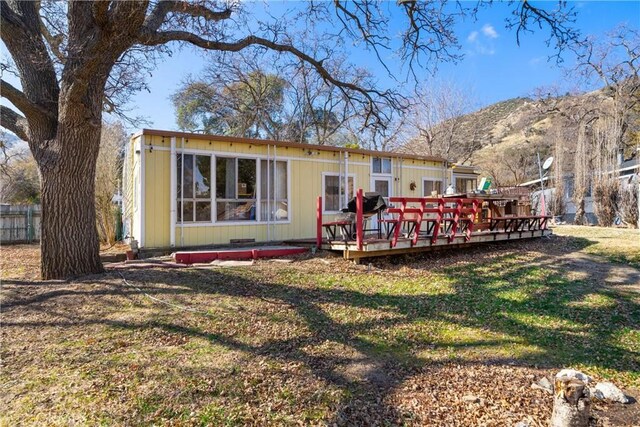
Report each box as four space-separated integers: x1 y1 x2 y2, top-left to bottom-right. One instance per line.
0 0 582 278
0 132 39 204
172 51 369 146
618 178 638 228
404 80 480 163
571 24 639 226
95 121 126 245
550 125 567 218
573 125 590 225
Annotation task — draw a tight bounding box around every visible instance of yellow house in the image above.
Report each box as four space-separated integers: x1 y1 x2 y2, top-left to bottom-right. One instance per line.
123 129 473 249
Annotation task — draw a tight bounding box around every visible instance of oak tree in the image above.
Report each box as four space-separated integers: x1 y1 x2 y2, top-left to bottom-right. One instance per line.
0 0 580 278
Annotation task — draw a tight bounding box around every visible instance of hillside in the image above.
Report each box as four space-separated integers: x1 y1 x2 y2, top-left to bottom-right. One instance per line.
434 88 639 186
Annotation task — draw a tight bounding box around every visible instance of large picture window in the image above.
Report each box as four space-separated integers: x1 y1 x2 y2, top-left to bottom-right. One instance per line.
216 157 257 221
324 174 354 212
177 154 211 222
176 153 289 224
260 160 288 221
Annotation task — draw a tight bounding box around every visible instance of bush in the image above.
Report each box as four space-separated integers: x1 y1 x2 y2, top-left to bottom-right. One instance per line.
593 178 619 226
618 182 639 228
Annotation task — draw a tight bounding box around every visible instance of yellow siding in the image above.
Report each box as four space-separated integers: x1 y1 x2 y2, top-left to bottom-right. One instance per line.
143 136 171 247
137 133 448 248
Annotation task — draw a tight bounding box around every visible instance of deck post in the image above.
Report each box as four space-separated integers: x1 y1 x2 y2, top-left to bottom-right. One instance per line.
356 188 363 251
316 196 323 249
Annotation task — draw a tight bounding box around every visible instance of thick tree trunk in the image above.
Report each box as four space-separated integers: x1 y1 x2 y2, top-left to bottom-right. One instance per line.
39 123 104 279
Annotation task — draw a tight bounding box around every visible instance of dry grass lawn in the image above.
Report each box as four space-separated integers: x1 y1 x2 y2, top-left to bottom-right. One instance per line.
1 226 639 426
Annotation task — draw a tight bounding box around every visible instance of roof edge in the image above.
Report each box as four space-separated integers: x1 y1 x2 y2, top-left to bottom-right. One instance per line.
132 128 449 163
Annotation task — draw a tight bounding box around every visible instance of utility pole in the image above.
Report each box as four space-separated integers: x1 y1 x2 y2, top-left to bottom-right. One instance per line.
537 151 546 216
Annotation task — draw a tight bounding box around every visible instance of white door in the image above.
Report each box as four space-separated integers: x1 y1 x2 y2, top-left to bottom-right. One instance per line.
372 176 392 200
371 176 392 230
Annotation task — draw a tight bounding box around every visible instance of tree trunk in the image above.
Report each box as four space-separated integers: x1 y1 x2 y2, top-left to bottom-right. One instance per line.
39 123 104 279
550 377 591 427
574 196 586 225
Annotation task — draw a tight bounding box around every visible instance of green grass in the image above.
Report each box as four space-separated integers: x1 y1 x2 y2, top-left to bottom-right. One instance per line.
2 229 639 425
553 224 640 268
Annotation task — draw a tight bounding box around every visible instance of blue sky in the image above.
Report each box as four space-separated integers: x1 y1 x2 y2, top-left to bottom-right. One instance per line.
1 1 639 134
130 1 639 131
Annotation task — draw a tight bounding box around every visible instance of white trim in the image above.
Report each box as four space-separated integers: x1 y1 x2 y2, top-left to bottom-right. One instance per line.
421 177 444 197
371 175 393 197
174 153 291 226
169 137 176 247
287 159 292 224
401 164 446 172
322 171 356 214
133 140 142 245
344 151 349 208
141 145 370 166
175 220 292 228
180 138 184 246
266 144 270 241
452 173 478 179
273 145 278 240
139 137 146 247
371 155 393 176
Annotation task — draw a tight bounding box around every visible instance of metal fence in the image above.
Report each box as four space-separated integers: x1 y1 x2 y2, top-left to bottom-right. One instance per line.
0 204 41 243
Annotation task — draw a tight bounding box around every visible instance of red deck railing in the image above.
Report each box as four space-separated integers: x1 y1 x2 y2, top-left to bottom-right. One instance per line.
316 189 550 250
386 197 480 247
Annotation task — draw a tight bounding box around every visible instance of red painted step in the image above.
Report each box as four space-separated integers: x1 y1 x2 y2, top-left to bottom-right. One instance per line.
174 246 308 264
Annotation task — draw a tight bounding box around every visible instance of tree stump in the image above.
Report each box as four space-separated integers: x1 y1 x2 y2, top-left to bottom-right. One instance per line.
550 376 591 427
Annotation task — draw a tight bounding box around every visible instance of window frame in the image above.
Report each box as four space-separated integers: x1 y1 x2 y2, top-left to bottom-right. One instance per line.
175 151 291 226
259 159 289 222
453 174 478 194
422 178 444 197
177 153 213 223
214 156 258 222
371 157 392 175
322 172 356 214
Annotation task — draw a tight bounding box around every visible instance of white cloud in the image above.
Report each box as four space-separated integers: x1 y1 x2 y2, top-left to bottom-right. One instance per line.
466 25 497 55
481 24 498 39
529 56 544 66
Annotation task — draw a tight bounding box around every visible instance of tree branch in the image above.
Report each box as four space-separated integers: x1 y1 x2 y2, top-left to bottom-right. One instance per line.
143 0 233 32
1 1 59 125
0 105 29 141
1 79 55 120
139 31 393 126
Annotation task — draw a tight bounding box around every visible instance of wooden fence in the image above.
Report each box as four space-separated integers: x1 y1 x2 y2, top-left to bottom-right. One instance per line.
0 204 41 243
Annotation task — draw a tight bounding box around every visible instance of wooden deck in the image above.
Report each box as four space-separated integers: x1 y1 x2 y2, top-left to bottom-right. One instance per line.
317 190 550 262
322 228 551 262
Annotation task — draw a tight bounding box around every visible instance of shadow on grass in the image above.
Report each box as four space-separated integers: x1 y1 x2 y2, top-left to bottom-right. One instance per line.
3 235 639 425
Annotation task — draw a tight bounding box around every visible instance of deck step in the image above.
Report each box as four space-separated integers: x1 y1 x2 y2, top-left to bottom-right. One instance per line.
174 246 308 264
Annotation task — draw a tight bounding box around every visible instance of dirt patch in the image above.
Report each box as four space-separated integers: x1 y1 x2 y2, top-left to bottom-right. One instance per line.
0 244 40 280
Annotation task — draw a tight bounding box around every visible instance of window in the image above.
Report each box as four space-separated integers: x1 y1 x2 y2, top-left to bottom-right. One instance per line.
260 160 288 221
373 178 391 198
455 177 477 193
423 179 443 197
216 157 257 221
564 177 574 199
176 154 289 224
372 157 392 174
177 154 211 222
324 174 354 212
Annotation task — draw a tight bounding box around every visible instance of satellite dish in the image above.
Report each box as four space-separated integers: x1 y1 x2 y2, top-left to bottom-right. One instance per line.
542 156 554 170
